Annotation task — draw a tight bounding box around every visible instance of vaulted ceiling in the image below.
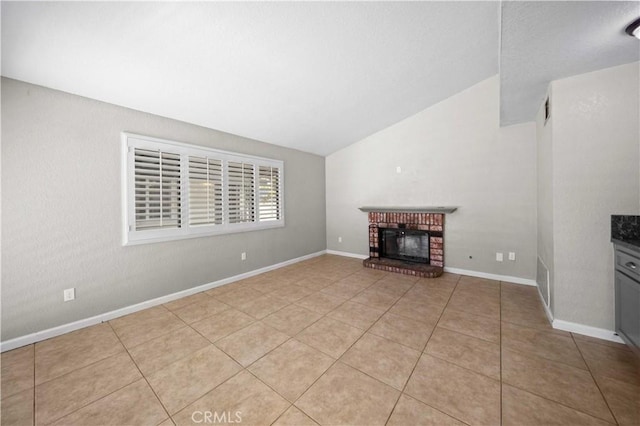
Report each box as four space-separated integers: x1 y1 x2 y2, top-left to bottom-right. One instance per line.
500 1 640 126
2 2 639 156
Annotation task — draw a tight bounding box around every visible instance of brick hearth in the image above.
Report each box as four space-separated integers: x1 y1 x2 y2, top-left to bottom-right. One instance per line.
364 211 445 278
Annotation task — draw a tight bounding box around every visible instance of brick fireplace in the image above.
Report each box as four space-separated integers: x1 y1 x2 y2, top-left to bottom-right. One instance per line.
360 207 456 278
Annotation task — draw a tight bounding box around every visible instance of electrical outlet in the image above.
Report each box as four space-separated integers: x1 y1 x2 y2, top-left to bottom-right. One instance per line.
338 236 342 243
496 252 503 262
241 252 247 261
396 166 402 174
508 252 516 261
64 288 75 302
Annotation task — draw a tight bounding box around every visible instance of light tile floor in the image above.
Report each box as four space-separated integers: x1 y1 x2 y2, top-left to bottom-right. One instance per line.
2 254 639 425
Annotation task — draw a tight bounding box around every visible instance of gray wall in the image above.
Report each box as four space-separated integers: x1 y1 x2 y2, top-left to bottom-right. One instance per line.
326 76 538 280
536 87 555 313
1 78 326 341
550 62 640 330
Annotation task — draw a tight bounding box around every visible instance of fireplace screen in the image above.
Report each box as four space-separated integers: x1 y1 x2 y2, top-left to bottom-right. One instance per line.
380 228 430 263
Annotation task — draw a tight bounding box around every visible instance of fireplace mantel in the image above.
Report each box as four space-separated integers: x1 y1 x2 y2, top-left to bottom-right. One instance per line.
359 206 457 214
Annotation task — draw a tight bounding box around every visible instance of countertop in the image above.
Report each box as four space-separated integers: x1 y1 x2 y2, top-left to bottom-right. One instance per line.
612 215 640 252
612 238 640 252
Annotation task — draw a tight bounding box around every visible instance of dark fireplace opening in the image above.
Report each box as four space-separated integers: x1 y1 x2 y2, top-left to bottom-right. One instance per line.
380 228 430 264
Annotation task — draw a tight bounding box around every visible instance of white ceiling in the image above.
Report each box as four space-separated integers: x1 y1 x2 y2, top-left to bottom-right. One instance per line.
1 2 638 156
500 1 640 126
1 1 499 156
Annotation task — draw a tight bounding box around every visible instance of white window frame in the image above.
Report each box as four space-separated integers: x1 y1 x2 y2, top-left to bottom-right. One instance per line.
122 132 284 246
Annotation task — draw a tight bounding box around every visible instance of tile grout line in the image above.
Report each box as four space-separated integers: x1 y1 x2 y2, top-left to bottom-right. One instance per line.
32 344 35 426
169 298 283 422
106 321 174 425
128 305 252 380
284 272 418 424
437 303 501 332
37 352 145 424
500 282 503 426
419 349 500 382
498 296 620 424
266 403 296 426
239 280 365 365
498 342 593 373
171 367 248 424
412 285 503 382
232 264 371 328
383 274 474 426
257 266 383 424
243 358 303 422
322 278 412 329
162 289 216 312
213 320 295 378
11 258 352 426
274 272 388 345
179 266 374 425
17 262 472 424
419 277 460 352
498 381 619 425
436 321 499 345
28 261 428 425
111 304 191 352
571 333 620 425
25 258 599 426
499 285 622 425
32 338 131 387
571 335 633 352
175 296 237 325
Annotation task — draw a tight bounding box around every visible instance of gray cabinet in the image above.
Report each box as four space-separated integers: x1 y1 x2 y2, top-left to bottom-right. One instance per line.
614 245 640 349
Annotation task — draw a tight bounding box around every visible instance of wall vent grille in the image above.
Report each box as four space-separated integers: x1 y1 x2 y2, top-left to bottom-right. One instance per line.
536 256 550 307
544 96 551 125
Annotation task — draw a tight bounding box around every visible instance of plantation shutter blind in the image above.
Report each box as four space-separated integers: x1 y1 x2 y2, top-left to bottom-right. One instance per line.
188 156 223 226
227 161 256 224
134 148 182 230
258 165 281 221
124 133 283 245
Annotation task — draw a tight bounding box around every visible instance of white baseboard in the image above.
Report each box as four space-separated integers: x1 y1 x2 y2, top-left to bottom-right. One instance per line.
552 319 624 344
0 250 326 352
6 249 624 351
326 252 624 345
538 289 555 325
324 252 537 286
325 249 368 260
444 266 537 286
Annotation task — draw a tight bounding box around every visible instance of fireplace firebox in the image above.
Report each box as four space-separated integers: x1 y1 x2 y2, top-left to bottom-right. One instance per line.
360 208 457 278
380 228 430 264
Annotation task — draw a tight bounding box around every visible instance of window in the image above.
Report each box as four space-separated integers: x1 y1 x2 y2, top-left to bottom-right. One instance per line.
258 165 281 221
228 161 256 224
123 133 284 245
134 149 182 230
188 156 223 226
